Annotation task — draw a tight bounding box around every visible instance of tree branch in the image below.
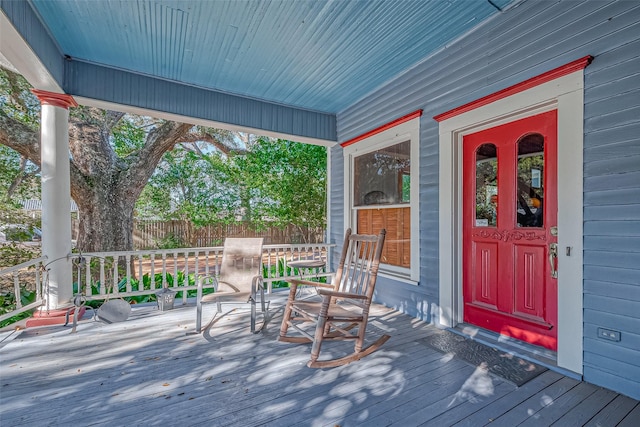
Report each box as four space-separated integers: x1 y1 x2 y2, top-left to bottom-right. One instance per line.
6 156 27 201
122 121 194 196
178 131 246 155
0 110 41 164
104 110 126 130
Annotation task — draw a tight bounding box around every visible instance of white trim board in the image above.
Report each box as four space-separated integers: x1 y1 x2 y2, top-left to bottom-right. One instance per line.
343 117 421 282
437 70 585 375
0 11 62 93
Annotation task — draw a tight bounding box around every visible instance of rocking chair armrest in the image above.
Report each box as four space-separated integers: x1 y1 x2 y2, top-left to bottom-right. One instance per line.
287 278 334 289
317 289 367 300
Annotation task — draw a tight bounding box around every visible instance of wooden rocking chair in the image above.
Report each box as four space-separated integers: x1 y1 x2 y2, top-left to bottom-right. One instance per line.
195 238 267 334
278 228 389 368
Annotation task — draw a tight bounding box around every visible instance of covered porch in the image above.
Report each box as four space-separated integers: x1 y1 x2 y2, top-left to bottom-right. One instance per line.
2 297 638 426
2 0 640 411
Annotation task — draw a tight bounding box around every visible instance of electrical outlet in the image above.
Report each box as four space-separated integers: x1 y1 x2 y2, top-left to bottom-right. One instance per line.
597 327 621 342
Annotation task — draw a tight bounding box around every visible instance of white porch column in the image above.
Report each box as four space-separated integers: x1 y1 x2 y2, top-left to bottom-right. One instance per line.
32 90 77 309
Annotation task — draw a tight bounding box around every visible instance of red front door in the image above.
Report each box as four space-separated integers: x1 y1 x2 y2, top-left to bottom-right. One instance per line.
463 110 558 350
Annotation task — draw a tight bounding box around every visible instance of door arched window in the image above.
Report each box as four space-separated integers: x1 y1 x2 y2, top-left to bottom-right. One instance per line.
475 143 498 227
516 134 544 228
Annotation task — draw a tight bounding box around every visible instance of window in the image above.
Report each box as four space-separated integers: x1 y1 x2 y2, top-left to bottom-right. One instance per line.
343 115 420 281
354 140 410 206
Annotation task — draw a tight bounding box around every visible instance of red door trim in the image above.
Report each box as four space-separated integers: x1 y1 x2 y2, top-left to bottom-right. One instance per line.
340 110 423 148
434 56 593 122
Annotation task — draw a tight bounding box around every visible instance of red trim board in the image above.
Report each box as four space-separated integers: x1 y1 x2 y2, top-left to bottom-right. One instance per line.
341 110 423 148
434 55 593 122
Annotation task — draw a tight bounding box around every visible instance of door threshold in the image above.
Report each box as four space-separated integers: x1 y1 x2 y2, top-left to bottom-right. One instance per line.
450 323 581 380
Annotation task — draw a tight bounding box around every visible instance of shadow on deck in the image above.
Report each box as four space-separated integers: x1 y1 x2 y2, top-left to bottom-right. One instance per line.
1 294 638 426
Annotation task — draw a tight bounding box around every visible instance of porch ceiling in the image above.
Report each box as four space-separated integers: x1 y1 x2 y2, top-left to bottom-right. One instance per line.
18 0 511 115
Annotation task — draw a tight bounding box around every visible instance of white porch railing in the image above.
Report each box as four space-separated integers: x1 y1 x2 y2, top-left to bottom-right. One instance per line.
0 244 333 325
69 243 334 304
0 256 47 324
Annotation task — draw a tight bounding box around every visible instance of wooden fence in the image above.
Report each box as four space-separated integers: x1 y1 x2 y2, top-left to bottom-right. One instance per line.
71 220 324 249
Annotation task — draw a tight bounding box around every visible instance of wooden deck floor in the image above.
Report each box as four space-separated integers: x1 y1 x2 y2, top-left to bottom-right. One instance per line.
1 294 638 426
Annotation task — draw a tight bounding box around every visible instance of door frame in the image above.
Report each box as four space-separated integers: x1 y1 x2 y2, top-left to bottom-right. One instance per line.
436 68 586 375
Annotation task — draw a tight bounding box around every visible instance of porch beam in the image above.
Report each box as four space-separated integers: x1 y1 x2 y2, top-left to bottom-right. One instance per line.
64 60 337 144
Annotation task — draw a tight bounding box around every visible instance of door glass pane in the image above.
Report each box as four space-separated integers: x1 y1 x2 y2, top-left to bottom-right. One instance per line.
475 143 497 227
517 134 544 227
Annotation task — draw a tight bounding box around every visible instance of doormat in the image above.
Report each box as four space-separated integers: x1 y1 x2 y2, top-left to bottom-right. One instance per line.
422 330 547 386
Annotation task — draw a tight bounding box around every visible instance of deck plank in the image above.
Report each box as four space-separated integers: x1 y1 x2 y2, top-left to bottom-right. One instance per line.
435 368 581 427
212 321 456 427
617 403 640 427
584 395 640 426
452 370 565 426
189 340 441 426
0 297 637 426
411 379 516 426
550 386 620 426
518 381 600 426
284 357 474 427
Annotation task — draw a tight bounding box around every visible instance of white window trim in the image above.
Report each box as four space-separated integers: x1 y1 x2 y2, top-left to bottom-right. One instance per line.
437 70 585 375
343 117 420 282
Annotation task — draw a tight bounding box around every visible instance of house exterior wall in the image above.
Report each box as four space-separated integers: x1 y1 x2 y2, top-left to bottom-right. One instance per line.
334 0 640 400
329 144 346 264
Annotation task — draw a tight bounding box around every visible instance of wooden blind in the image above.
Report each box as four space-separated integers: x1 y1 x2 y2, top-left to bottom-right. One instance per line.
357 207 410 268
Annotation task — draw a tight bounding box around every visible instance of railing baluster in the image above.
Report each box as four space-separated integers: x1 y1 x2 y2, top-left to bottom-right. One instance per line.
113 255 119 294
173 252 178 289
126 255 132 293
265 248 272 282
184 250 189 289
35 262 41 301
99 258 106 295
150 253 156 289
191 251 199 304
137 254 143 288
85 256 92 297
161 253 167 288
13 272 21 309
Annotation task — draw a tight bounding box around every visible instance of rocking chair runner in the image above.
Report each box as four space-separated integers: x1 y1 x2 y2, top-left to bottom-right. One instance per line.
278 228 389 368
195 238 268 334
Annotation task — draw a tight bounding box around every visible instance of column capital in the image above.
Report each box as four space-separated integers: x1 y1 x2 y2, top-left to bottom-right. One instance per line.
31 89 78 109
